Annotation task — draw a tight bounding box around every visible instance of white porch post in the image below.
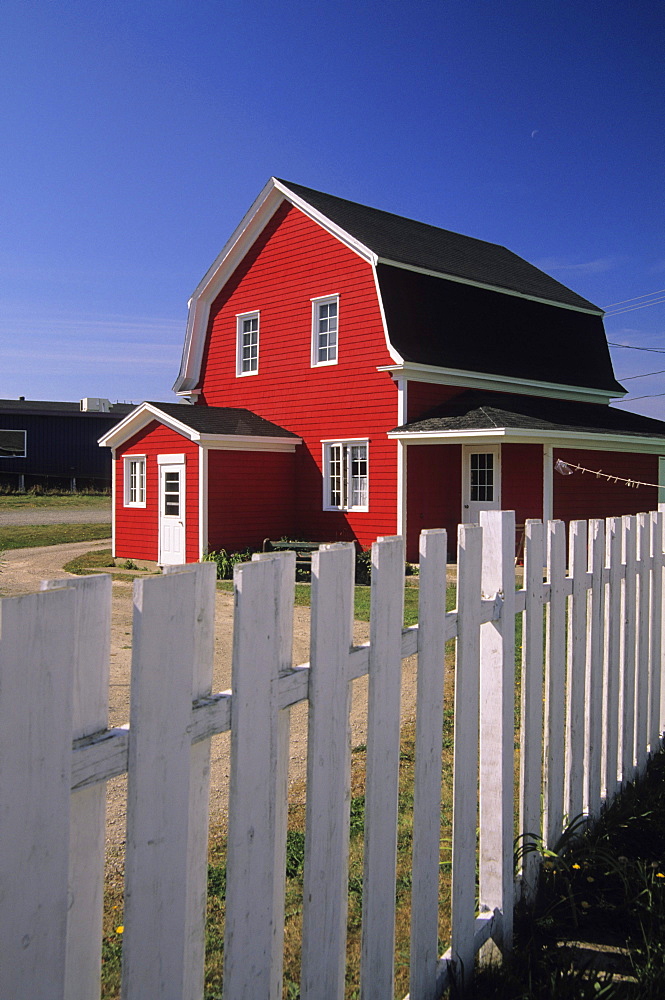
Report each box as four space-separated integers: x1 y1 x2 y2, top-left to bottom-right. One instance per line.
658 456 665 513
543 444 553 524
396 379 408 538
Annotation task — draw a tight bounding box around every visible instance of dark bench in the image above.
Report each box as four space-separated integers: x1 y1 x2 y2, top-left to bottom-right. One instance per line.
262 539 322 577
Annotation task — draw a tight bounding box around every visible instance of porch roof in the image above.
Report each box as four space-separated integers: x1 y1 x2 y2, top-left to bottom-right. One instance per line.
389 391 665 451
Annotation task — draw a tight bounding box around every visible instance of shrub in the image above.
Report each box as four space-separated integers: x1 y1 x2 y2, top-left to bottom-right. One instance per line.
354 548 372 585
203 548 254 580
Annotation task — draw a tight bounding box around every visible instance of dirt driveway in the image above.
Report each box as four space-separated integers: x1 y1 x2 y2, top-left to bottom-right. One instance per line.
0 541 418 851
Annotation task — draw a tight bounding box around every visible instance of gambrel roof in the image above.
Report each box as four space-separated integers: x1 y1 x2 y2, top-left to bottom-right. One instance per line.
174 178 624 402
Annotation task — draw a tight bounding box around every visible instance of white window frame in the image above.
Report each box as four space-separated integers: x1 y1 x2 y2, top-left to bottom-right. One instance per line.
322 439 369 512
236 310 260 377
123 455 146 507
0 429 26 458
311 294 339 367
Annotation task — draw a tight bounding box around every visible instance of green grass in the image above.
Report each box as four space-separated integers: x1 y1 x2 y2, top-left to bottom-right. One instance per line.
463 748 665 999
0 492 110 509
0 523 111 550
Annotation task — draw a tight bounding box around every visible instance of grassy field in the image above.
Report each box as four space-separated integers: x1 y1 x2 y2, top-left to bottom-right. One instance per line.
0 492 110 509
0 523 111 550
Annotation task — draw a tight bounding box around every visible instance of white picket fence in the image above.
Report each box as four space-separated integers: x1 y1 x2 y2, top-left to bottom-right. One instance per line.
1 509 664 1000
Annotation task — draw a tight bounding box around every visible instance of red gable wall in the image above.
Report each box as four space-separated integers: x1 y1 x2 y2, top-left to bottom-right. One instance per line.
115 421 199 562
197 202 398 549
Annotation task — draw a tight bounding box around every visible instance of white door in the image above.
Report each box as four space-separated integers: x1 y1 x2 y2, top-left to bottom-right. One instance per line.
462 445 501 523
159 462 185 565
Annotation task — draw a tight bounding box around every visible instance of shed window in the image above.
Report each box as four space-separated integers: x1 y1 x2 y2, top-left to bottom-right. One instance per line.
124 456 146 507
0 429 26 458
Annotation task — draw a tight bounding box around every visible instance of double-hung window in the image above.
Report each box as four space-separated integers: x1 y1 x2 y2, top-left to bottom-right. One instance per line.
311 295 339 367
124 455 146 507
323 440 368 511
236 311 260 376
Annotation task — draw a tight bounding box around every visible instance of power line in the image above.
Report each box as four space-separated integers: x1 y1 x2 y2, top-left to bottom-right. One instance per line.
618 368 665 380
609 342 665 354
604 287 665 309
614 391 665 402
605 296 665 317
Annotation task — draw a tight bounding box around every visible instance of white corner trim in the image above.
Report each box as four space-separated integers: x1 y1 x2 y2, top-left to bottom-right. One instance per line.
378 362 623 405
199 446 208 559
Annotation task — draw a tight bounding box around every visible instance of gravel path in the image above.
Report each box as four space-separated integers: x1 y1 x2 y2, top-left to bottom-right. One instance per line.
0 540 419 854
0 504 112 525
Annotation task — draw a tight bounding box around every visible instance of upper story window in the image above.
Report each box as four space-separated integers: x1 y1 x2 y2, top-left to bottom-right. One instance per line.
323 440 368 511
0 429 26 457
311 295 339 367
124 455 146 507
236 311 260 376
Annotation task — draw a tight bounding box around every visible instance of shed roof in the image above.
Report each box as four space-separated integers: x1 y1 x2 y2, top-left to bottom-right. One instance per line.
146 401 298 438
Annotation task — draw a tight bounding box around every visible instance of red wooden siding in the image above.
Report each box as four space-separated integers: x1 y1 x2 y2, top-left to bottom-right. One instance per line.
501 444 544 526
197 202 398 549
405 444 461 561
553 448 659 525
115 422 199 562
207 449 296 553
406 382 462 422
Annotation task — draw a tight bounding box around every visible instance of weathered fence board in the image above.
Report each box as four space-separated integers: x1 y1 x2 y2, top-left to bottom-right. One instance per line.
1 507 664 1000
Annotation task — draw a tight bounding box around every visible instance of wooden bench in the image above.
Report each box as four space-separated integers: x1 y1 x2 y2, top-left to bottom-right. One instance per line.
262 539 322 577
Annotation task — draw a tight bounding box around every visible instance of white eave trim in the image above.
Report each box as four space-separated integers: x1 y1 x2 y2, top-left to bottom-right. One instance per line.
173 177 380 395
377 362 624 405
98 402 300 453
387 425 665 455
376 257 604 316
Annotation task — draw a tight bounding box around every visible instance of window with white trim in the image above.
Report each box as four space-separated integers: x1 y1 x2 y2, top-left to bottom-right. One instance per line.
311 295 339 366
323 441 368 511
0 429 26 457
236 311 260 376
124 455 146 507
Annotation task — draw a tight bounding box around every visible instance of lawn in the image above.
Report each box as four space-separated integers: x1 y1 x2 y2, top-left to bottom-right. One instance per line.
0 492 110 509
0 523 111 550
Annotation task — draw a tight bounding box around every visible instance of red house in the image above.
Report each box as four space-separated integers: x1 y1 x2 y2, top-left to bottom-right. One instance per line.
100 178 665 565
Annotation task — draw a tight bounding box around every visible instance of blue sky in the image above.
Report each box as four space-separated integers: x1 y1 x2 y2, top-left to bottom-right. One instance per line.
1 0 664 416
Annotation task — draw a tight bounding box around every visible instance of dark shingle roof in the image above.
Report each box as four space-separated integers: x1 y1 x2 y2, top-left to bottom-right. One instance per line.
0 398 134 417
278 180 600 312
393 391 665 439
147 402 298 438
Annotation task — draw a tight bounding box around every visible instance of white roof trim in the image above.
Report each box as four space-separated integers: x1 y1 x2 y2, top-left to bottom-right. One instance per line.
388 425 665 455
377 362 624 404
377 257 604 316
173 178 391 394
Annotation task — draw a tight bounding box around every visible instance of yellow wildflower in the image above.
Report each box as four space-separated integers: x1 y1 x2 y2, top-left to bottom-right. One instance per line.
572 863 581 870
115 926 124 934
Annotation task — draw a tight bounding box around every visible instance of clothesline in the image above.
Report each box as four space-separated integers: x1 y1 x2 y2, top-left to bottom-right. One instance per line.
555 458 661 490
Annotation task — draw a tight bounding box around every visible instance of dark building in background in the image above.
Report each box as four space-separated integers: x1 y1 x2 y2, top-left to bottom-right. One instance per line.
0 397 135 491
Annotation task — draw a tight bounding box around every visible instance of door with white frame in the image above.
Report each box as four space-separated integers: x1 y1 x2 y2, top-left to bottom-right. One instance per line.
158 457 186 565
462 445 501 523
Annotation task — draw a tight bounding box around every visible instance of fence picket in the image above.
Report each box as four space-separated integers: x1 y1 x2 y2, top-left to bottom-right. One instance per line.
621 516 638 784
361 536 405 1000
649 512 664 750
565 521 587 822
585 520 605 818
604 518 622 800
544 520 566 849
450 523 483 985
42 574 112 1000
223 552 295 1000
519 520 545 903
409 529 448 1000
300 543 355 1000
0 587 76 1000
122 564 215 1000
635 514 650 773
479 509 515 951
